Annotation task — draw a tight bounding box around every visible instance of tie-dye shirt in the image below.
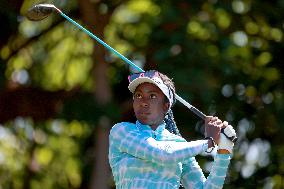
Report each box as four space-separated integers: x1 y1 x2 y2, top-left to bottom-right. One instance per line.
109 121 231 189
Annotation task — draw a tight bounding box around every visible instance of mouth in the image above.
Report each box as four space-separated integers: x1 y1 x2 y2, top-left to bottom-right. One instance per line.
137 111 150 116
136 109 151 117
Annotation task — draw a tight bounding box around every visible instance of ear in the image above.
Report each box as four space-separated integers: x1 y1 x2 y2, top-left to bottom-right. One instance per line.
163 102 170 113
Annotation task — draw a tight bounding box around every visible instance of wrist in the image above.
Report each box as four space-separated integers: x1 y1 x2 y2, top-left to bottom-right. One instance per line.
207 138 214 148
205 137 216 153
217 149 231 154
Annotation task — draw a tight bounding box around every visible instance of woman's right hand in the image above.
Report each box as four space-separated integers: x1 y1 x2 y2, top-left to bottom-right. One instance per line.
204 116 222 145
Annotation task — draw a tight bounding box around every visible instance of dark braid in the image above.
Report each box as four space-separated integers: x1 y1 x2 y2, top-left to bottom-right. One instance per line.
164 109 181 136
157 71 182 137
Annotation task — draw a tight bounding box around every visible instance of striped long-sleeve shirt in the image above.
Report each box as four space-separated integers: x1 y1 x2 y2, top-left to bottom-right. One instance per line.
108 121 231 189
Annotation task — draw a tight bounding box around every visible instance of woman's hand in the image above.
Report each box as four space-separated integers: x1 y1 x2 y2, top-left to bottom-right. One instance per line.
204 116 222 146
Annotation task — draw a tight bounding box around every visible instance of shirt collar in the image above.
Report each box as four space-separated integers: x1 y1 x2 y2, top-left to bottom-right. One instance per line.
136 120 166 134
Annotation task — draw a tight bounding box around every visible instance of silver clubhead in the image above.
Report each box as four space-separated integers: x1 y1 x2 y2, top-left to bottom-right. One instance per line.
26 4 56 21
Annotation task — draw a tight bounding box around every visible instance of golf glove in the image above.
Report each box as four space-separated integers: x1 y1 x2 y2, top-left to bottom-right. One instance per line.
218 125 236 153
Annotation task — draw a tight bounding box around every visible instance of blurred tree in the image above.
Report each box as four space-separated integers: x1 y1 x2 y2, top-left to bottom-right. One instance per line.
77 0 115 188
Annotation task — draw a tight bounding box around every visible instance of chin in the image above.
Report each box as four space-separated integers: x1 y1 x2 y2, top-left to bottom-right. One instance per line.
137 116 151 125
137 118 149 125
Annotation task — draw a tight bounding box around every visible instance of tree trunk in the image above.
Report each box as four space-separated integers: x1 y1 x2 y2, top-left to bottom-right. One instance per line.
77 0 113 188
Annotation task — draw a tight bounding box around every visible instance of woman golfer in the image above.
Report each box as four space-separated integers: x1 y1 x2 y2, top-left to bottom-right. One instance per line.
109 70 236 189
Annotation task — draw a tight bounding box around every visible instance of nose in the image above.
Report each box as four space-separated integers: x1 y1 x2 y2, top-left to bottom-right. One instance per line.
141 102 149 107
140 97 149 108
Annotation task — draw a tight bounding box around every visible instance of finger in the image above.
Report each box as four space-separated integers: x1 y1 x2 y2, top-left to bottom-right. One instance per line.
215 119 223 125
205 115 213 122
222 121 228 128
212 116 218 122
210 117 222 127
205 116 214 125
223 121 228 126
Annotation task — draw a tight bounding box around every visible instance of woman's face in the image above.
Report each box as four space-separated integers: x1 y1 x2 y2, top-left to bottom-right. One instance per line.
133 82 169 128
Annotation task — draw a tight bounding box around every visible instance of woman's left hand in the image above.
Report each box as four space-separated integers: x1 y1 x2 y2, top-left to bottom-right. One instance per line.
205 116 223 145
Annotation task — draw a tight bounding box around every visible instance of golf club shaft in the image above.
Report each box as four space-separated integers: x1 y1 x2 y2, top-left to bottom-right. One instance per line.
60 7 236 148
59 11 143 72
28 4 237 142
56 9 207 120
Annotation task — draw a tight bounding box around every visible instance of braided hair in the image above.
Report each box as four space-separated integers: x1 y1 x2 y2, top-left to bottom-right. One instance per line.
157 72 182 137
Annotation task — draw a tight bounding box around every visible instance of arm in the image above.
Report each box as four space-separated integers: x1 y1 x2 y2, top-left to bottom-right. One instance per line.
109 122 208 165
181 120 236 188
181 154 231 189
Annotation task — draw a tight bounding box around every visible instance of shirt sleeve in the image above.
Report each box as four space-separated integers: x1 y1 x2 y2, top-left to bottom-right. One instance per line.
181 154 231 189
109 122 208 165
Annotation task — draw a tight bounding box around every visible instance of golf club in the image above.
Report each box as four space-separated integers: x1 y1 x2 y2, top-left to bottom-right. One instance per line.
26 4 237 142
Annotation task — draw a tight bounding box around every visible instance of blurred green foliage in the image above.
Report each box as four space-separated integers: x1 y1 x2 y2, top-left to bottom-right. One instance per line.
0 118 92 188
0 0 283 188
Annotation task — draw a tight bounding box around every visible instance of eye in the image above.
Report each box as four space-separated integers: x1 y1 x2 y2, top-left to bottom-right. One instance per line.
133 93 142 99
150 93 157 99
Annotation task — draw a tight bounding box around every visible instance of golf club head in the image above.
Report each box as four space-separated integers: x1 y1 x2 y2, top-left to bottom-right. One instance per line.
26 4 56 21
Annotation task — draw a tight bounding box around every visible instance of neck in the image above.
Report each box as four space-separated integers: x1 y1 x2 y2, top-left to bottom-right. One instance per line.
137 120 164 131
150 124 159 131
150 120 165 131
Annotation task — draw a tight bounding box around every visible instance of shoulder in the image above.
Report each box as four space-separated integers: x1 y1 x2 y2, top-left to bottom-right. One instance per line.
110 122 137 135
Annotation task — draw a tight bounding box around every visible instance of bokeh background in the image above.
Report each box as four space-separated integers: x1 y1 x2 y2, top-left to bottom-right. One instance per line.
0 0 283 188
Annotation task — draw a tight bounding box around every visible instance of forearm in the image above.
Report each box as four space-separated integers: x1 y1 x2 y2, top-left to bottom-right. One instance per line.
142 138 208 164
181 154 231 189
109 123 209 165
204 154 231 189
